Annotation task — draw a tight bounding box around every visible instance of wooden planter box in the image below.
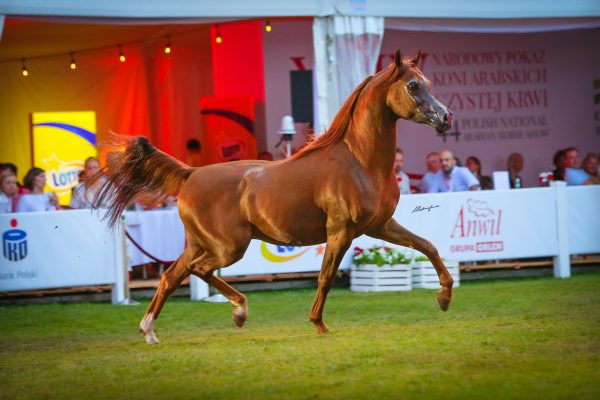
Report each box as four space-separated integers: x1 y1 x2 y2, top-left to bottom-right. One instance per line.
411 260 460 289
350 264 412 292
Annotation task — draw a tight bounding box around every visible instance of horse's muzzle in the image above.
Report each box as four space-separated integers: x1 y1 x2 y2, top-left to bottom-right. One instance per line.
434 111 452 133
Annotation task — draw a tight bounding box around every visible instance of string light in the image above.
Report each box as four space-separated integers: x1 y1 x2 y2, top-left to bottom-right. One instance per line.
21 58 28 76
164 36 171 54
215 25 222 44
118 44 126 62
265 20 272 32
70 52 77 70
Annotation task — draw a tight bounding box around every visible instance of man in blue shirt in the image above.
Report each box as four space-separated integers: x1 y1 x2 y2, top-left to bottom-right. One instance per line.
428 150 480 192
419 151 440 193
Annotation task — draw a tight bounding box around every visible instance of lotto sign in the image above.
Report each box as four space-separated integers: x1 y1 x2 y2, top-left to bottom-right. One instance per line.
31 111 97 206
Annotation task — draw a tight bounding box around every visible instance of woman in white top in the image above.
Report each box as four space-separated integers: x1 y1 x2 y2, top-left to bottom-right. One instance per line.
0 170 19 213
15 167 58 212
69 157 106 209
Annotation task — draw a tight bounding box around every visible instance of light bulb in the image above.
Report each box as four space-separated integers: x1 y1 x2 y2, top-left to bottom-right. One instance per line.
70 52 77 70
118 45 125 62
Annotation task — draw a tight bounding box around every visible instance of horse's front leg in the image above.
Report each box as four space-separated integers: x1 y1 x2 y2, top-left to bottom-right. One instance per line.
309 229 353 334
368 218 454 311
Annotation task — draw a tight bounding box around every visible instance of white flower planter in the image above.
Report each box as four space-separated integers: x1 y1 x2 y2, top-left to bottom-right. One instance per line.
411 260 460 289
350 264 412 292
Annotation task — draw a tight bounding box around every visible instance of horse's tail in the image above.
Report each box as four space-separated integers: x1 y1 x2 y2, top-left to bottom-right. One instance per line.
93 136 192 228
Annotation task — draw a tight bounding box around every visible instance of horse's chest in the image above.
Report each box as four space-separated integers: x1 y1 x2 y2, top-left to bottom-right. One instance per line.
341 179 398 229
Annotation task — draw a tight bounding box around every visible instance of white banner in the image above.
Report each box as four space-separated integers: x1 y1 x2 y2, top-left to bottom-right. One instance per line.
0 210 119 292
115 186 599 277
567 185 600 255
225 187 561 274
384 188 559 262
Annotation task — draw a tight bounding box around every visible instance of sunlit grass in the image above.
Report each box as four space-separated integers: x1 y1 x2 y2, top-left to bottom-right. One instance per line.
1 272 599 399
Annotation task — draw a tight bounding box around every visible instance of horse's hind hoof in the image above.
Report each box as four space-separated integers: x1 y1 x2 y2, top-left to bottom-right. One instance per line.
232 302 248 327
437 288 452 312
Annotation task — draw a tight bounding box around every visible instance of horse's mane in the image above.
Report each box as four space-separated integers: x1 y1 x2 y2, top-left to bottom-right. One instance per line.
291 65 399 160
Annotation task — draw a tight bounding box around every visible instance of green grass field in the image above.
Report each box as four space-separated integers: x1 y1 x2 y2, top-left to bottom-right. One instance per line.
1 272 599 400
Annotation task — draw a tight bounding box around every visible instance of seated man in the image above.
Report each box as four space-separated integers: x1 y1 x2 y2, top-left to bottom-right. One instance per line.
428 150 479 192
418 151 440 193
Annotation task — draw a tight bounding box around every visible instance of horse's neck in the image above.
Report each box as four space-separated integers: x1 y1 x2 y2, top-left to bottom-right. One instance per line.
344 89 397 178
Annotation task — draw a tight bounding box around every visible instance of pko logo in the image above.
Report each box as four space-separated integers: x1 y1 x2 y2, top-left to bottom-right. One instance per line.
3 219 27 262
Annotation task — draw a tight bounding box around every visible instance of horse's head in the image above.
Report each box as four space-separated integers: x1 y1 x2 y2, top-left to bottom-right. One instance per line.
386 49 452 133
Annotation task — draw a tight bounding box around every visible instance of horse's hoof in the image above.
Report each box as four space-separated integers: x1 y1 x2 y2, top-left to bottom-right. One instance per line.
232 302 248 328
139 313 160 344
139 327 160 344
233 313 247 327
315 321 330 334
437 288 452 312
145 333 160 344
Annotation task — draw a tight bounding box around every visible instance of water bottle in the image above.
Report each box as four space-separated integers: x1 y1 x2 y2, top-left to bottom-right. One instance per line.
514 177 521 189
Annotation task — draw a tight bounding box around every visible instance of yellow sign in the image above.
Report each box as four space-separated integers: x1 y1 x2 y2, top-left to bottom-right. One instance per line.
31 111 97 205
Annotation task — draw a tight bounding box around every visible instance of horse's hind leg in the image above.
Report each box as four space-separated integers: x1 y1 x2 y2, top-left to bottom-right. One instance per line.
368 218 454 311
204 274 248 327
139 248 194 344
189 249 249 327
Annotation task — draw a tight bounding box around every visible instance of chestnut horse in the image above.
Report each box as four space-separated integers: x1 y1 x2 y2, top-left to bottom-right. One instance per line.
94 49 454 344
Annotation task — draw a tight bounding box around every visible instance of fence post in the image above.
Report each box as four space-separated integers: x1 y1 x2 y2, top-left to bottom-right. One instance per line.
551 181 570 278
112 216 133 304
190 275 210 301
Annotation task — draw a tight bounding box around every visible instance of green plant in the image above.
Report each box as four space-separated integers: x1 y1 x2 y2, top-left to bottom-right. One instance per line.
352 245 413 267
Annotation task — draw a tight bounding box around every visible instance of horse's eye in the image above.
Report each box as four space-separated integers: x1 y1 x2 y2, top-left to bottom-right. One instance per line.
408 82 419 93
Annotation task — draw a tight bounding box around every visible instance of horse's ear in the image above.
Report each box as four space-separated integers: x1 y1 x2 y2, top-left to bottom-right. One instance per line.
394 49 402 68
411 50 422 67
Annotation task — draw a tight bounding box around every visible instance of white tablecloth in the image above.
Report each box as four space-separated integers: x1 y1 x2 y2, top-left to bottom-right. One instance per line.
124 209 185 267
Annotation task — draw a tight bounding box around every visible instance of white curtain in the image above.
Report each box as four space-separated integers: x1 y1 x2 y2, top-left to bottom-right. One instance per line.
313 16 384 134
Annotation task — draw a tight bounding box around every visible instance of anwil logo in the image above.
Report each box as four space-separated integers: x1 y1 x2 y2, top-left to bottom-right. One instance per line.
450 199 504 253
3 219 28 262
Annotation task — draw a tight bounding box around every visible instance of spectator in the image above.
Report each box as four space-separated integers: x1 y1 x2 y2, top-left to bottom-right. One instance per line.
69 157 106 209
185 138 202 167
15 168 58 212
428 150 479 192
583 153 600 184
394 148 411 195
552 149 567 181
0 170 18 213
258 151 274 161
564 147 581 168
419 152 440 193
0 162 24 193
564 147 588 186
507 152 524 189
581 153 600 185
465 156 493 190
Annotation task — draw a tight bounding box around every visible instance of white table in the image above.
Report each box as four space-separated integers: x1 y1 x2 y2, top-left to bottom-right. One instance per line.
124 209 185 268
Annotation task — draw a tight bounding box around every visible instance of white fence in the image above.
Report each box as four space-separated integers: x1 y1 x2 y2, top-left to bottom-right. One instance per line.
1 182 599 302
0 209 128 304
